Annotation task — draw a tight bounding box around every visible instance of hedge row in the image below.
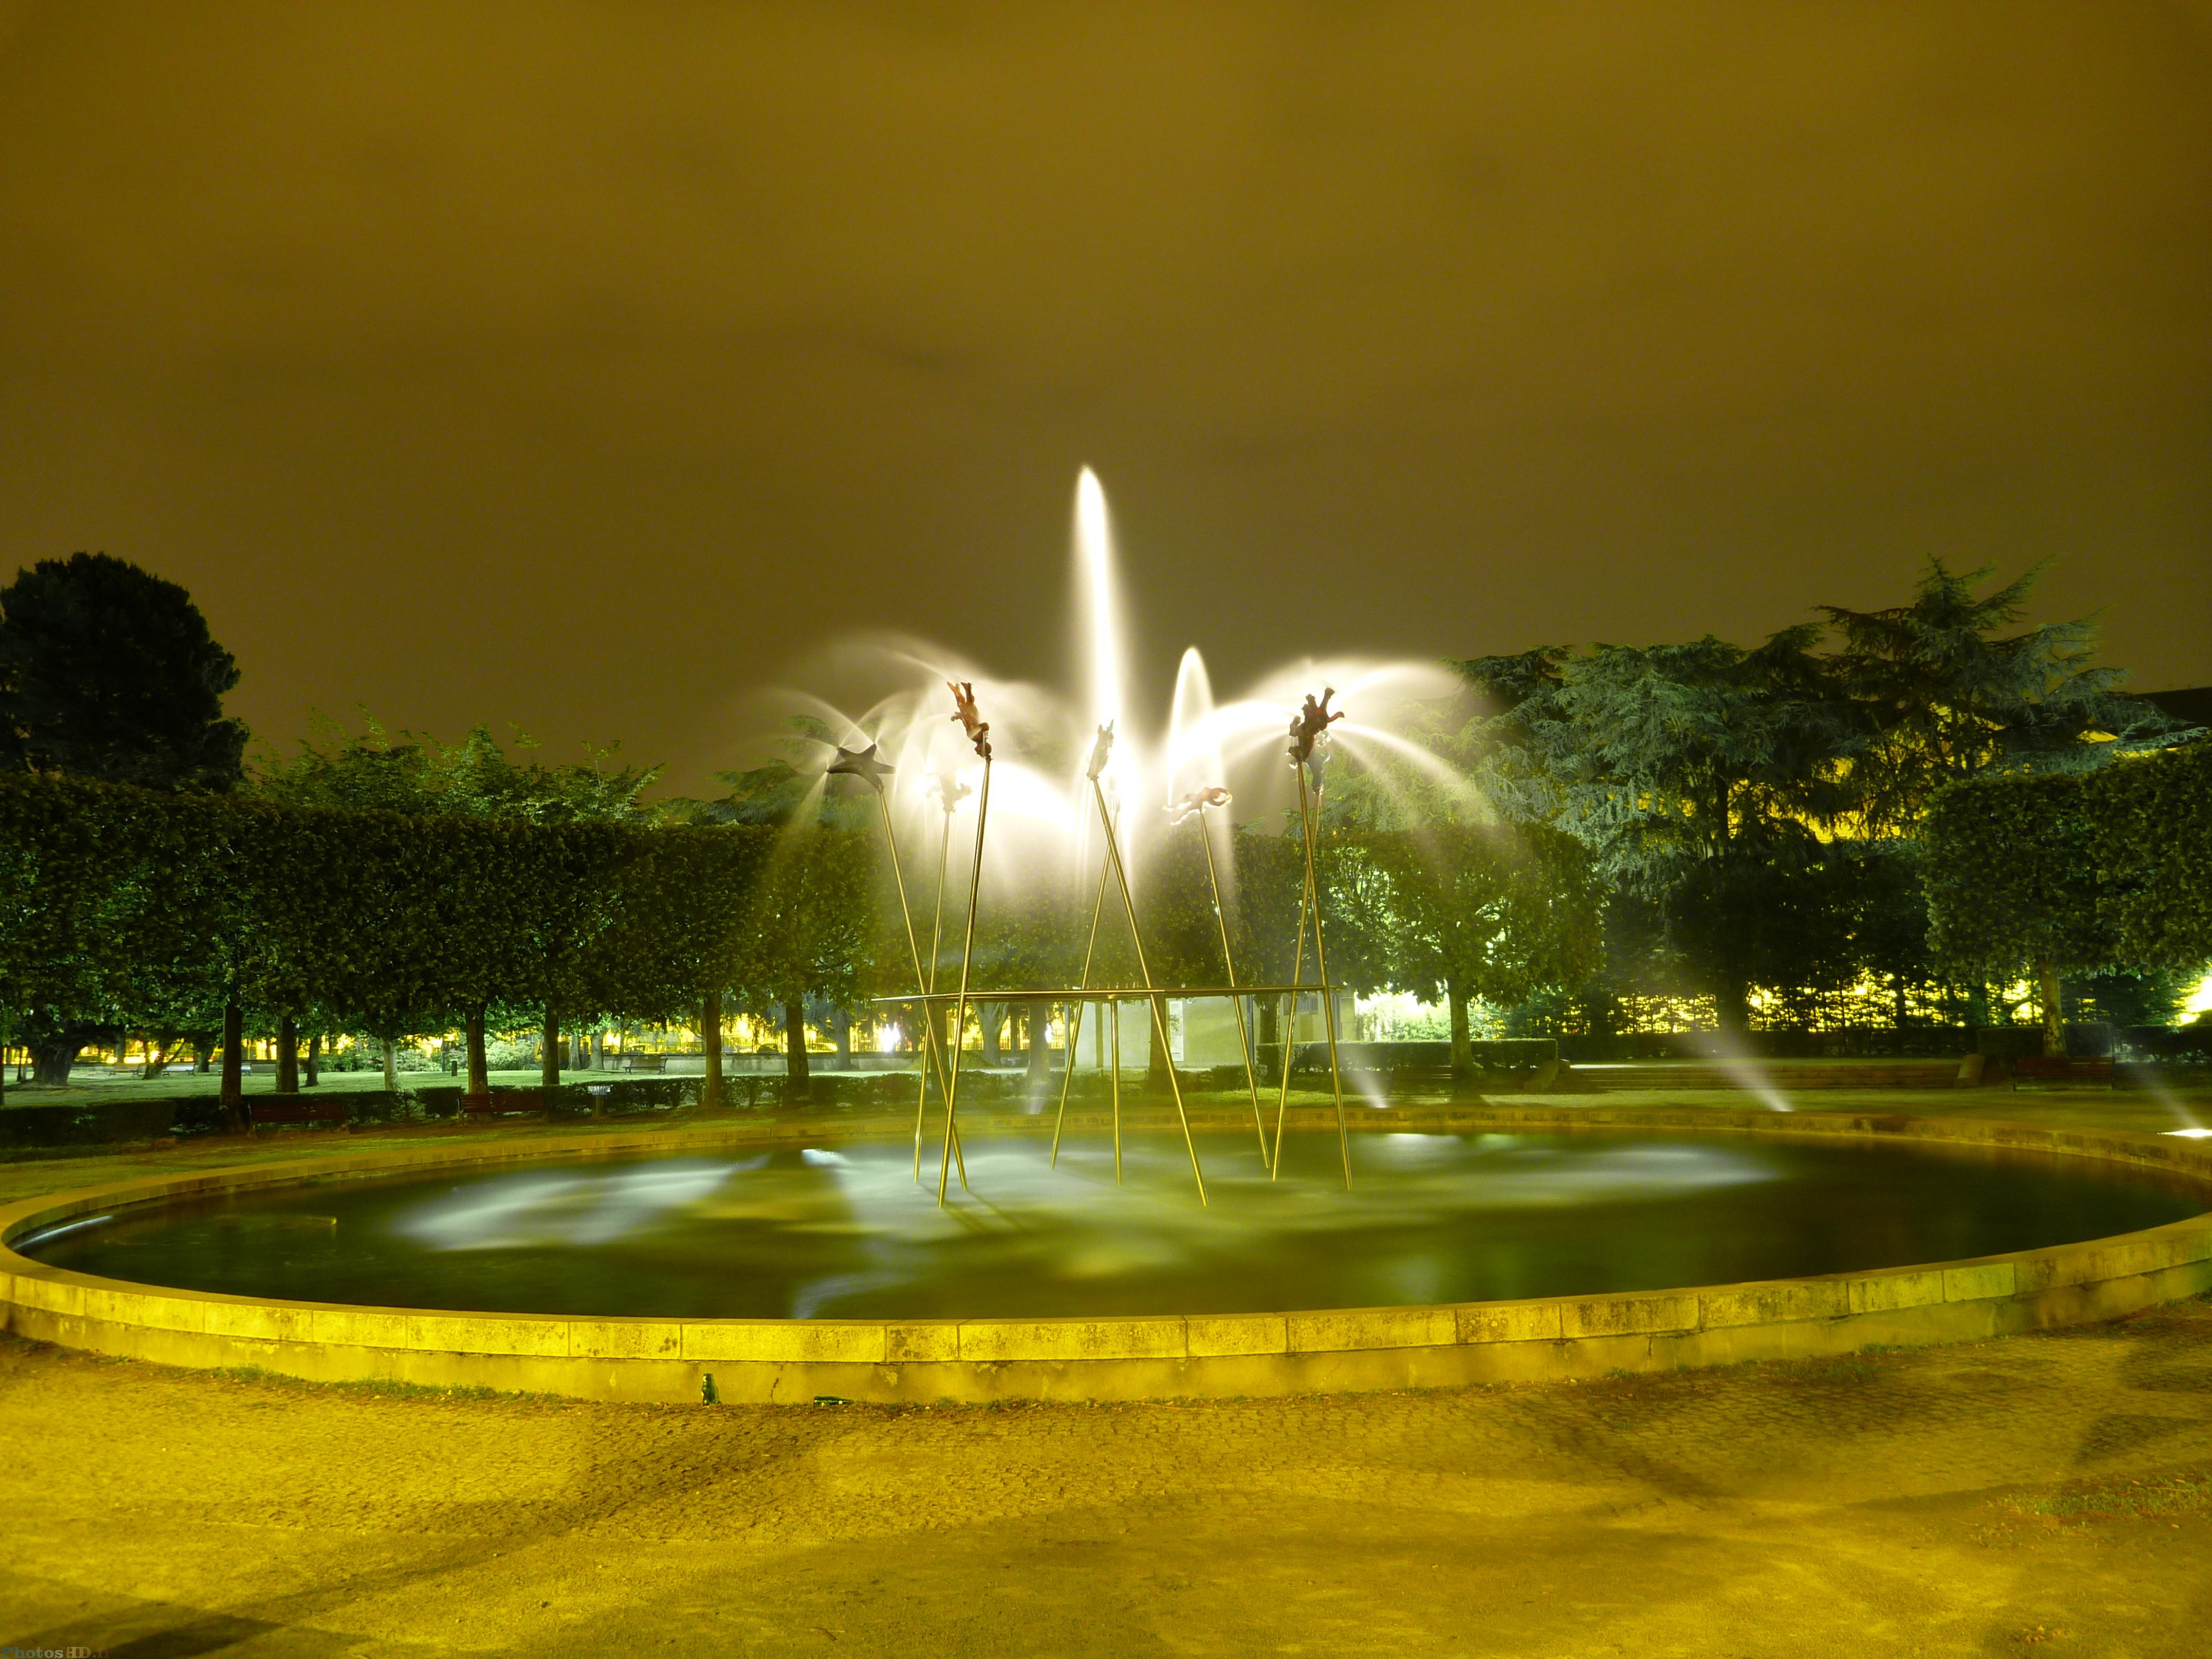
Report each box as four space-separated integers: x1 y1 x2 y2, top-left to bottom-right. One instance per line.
1923 739 2212 978
0 769 778 1050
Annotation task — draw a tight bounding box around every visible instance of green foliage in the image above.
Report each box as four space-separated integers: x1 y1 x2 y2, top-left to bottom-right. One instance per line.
1360 823 1604 1013
0 552 248 791
1923 740 2212 998
1456 628 1858 1026
1461 627 1859 890
1449 561 2187 1031
732 827 877 1019
1822 560 2182 835
258 713 658 823
1920 771 2106 982
0 771 768 1055
2085 740 2212 970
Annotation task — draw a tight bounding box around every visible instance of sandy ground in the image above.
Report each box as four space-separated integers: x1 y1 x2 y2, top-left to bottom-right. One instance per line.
4 1088 2210 1656
2 1309 2209 1657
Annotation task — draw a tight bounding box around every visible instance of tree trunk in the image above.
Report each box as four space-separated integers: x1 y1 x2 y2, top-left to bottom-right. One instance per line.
831 1008 852 1071
976 1003 1000 1068
275 1015 300 1093
1447 980 1476 1089
541 1003 561 1090
700 989 725 1110
590 1028 605 1070
465 1006 489 1094
304 1032 320 1087
32 1039 80 1087
194 1038 211 1074
783 1001 811 1091
2037 952 2066 1059
220 1003 244 1130
381 1035 399 1093
1712 974 1751 1034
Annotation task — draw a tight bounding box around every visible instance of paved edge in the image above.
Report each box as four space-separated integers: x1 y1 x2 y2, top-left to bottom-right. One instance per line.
3 1107 2209 1403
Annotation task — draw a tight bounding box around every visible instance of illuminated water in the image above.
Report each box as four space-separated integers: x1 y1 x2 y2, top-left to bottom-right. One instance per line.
19 1133 2203 1320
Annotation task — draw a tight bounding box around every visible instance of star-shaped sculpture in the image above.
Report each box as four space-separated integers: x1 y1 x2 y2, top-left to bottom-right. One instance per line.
825 742 895 792
1166 785 1232 825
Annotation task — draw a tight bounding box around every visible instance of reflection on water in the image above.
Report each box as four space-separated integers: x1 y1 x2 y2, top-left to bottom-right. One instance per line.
20 1132 2205 1322
394 1159 755 1251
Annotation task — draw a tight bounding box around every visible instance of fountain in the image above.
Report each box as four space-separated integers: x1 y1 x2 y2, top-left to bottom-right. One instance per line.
781 469 1466 1209
5 469 2209 1405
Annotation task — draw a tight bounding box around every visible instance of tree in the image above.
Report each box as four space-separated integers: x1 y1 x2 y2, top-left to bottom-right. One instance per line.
732 827 875 1089
0 553 247 791
1921 772 2107 1056
259 715 661 1087
1458 629 1859 1030
1364 824 1603 1079
2083 739 2212 974
1822 559 2179 835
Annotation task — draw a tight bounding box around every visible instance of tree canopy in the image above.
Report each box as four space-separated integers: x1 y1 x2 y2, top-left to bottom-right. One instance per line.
0 552 248 792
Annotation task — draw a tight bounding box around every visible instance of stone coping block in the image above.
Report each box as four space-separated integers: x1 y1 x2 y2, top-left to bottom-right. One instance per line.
3 1109 2208 1401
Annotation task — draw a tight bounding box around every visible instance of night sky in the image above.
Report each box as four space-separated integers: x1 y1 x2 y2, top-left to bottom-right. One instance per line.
3 3 2207 793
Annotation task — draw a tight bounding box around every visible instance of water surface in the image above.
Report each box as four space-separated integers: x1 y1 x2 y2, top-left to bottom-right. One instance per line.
18 1131 2204 1319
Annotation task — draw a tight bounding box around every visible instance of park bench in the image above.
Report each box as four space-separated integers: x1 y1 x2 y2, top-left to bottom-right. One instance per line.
248 1098 349 1129
2012 1055 2115 1090
459 1089 547 1119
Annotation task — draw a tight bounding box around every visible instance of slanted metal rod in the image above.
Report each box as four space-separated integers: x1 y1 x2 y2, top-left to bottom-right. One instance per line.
1091 778 1205 1206
1197 804 1268 1166
938 758 992 1206
1050 840 1117 1168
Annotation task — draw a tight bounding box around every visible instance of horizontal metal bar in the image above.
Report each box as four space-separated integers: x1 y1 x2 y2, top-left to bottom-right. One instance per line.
870 983 1335 1005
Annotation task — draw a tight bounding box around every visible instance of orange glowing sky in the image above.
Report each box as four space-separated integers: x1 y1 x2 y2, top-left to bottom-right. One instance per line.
2 3 2207 791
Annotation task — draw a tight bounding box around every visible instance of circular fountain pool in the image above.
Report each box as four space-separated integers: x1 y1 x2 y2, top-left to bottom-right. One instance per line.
18 1129 2206 1321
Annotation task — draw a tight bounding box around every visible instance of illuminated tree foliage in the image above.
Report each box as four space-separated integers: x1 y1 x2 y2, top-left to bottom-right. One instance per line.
1359 824 1603 1077
2083 740 2212 972
1448 560 2192 1036
0 772 767 1105
1821 560 2179 835
1919 772 2106 1056
1456 628 1858 1030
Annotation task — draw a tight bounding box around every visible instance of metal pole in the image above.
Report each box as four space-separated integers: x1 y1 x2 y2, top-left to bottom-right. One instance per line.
1091 778 1205 1205
937 758 991 1205
1050 844 1117 1168
1110 997 1121 1183
1297 767 1352 1189
1197 804 1268 1165
878 791 956 1141
1270 834 1312 1178
914 803 965 1186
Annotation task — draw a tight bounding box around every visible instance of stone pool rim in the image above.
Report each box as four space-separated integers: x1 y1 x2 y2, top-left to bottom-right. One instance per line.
5 1104 2210 1404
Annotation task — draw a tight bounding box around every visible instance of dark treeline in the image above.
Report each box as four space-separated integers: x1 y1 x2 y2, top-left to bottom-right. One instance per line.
0 769 771 1120
3 549 2208 1097
1418 561 2209 1054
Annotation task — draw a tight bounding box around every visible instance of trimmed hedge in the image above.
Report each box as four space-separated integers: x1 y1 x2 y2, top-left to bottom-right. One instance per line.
2088 739 2212 968
0 769 775 1062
